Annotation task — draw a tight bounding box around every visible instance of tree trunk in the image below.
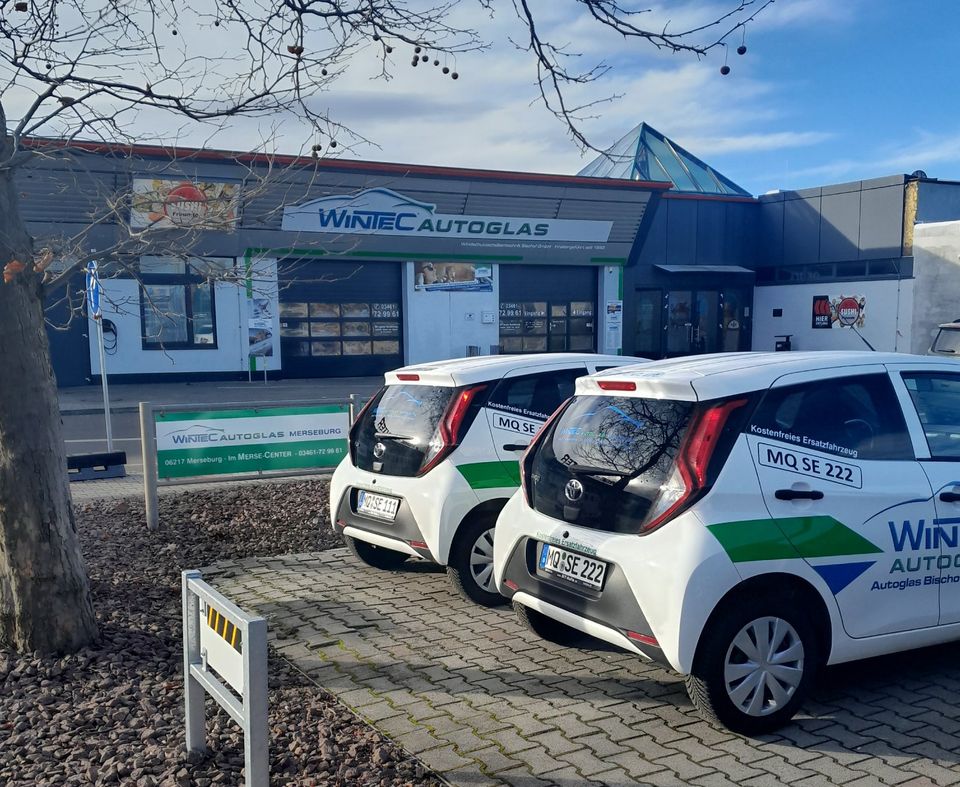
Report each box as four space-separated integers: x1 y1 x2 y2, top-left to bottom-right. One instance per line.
0 129 98 652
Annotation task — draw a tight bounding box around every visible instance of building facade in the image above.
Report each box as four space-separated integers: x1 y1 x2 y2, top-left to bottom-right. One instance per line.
26 131 960 387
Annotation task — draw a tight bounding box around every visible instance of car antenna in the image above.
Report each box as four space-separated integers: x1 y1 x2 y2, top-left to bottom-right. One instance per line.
850 324 876 351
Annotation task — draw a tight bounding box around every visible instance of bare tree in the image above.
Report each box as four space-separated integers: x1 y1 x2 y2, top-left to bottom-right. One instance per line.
0 0 770 652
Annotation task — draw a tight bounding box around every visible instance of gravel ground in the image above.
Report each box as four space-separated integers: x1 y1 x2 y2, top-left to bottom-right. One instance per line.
0 480 442 787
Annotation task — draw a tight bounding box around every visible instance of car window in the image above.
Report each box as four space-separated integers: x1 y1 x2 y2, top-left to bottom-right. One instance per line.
932 328 960 355
487 369 583 421
901 373 960 459
748 373 913 461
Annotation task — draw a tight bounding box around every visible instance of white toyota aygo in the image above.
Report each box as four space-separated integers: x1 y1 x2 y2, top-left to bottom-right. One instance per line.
493 351 960 733
329 353 641 606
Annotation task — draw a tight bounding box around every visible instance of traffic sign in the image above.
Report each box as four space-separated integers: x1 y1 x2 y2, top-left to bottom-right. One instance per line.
86 260 102 319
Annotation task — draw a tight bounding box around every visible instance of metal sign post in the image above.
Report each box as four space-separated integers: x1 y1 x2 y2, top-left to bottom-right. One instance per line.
86 260 114 452
182 570 268 787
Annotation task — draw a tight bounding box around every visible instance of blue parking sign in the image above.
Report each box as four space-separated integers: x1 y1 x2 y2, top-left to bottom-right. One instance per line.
85 260 101 319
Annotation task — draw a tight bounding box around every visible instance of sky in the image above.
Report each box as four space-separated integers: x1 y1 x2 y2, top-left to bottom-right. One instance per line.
279 0 960 195
10 0 960 196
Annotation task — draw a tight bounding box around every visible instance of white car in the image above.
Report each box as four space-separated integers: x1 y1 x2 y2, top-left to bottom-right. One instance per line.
493 351 960 733
330 353 645 605
929 320 960 357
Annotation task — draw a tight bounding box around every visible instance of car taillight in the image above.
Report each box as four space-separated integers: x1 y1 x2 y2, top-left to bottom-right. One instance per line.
417 384 487 476
519 397 571 505
639 397 748 535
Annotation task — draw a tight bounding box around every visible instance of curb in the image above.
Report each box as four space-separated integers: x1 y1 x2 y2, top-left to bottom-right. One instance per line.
60 406 140 416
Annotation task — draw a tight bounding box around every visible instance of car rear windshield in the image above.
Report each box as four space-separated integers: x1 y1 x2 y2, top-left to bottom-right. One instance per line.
529 395 694 533
353 384 455 476
933 328 960 355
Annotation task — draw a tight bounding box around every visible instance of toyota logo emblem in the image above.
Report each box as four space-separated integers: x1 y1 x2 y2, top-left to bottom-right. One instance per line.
564 479 584 502
373 442 386 459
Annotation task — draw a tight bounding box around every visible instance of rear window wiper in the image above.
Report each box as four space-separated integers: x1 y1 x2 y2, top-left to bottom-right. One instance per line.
564 462 632 478
375 432 415 441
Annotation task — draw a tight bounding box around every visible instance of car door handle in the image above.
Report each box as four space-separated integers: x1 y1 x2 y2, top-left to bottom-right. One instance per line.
940 491 960 503
775 489 824 501
503 443 528 452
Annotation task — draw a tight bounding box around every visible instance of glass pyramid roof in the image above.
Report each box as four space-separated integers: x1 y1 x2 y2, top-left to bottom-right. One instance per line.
578 123 751 197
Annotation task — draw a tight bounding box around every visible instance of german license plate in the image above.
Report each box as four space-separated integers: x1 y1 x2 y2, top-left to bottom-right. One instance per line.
356 490 400 521
537 543 607 590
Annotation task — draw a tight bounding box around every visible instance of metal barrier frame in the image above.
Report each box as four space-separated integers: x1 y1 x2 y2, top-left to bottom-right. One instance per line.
182 569 268 787
140 396 358 529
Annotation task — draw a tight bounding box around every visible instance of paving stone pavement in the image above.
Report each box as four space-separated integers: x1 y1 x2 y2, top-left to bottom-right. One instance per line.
69 471 332 502
206 551 960 787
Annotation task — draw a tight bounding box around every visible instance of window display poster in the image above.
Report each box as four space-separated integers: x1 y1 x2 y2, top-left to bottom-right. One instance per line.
606 300 623 352
414 261 493 292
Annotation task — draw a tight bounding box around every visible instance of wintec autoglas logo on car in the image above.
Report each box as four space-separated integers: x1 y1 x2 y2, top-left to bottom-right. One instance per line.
281 188 613 242
880 517 960 587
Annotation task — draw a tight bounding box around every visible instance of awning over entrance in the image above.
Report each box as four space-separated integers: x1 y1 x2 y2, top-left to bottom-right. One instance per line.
654 264 755 275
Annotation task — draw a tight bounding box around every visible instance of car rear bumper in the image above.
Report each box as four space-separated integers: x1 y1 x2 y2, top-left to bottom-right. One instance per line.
333 484 435 561
497 533 667 665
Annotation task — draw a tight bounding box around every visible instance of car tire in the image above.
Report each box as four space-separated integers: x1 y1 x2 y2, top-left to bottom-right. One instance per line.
686 595 820 735
446 516 507 607
514 601 589 647
344 534 408 570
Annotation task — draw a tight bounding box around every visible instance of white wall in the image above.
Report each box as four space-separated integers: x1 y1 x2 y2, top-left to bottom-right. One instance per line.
911 221 960 354
89 278 247 375
752 278 913 353
404 262 501 363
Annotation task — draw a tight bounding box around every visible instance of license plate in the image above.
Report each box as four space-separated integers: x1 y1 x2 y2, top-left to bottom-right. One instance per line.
537 543 607 590
356 490 400 521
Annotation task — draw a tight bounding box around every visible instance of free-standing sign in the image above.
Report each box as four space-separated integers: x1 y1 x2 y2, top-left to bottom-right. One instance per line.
281 187 613 243
812 295 866 329
85 260 102 319
154 405 348 479
605 300 623 352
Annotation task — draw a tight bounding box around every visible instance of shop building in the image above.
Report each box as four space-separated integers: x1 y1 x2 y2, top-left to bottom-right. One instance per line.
25 128 960 387
27 142 668 386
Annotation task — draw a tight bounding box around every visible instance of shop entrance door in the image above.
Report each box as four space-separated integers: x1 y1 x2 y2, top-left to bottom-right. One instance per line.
666 290 720 356
637 288 750 358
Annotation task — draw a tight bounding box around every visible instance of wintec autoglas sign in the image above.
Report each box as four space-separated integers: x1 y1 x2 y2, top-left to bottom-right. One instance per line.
154 405 349 478
281 188 613 243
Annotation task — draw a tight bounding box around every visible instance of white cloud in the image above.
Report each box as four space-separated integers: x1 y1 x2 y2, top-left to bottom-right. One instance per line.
3 0 842 190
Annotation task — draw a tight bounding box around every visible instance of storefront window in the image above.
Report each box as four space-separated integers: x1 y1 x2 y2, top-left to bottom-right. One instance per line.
280 301 401 357
140 257 226 349
500 300 595 354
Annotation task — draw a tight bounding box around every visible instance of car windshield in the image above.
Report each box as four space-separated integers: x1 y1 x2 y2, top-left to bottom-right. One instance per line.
933 327 960 354
548 395 693 477
352 384 454 476
529 395 694 533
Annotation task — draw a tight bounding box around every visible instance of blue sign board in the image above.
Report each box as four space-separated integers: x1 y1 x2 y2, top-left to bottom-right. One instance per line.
86 261 101 319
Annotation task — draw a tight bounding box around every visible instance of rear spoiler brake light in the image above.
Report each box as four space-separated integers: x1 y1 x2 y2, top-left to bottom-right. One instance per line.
597 380 636 391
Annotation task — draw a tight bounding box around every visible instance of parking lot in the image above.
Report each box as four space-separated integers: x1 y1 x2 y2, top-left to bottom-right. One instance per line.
207 549 960 787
